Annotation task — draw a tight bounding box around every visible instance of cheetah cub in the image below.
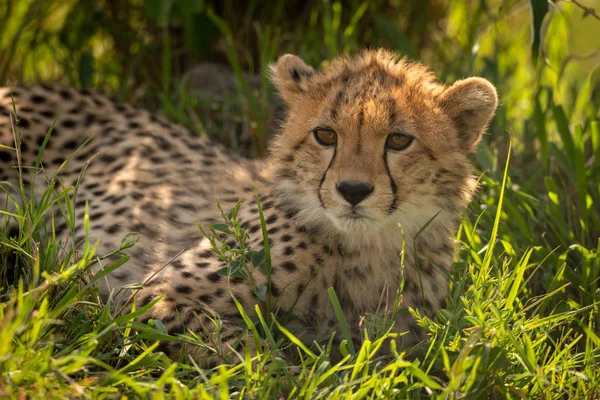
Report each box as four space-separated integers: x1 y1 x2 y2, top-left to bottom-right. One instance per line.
0 49 497 364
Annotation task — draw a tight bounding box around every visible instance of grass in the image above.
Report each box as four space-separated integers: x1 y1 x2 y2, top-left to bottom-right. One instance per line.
1 0 600 398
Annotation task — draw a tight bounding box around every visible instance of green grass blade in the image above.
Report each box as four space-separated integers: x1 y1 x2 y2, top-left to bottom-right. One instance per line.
327 286 356 355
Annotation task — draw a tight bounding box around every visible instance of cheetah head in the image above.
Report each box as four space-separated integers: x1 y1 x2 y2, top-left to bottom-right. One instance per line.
269 49 497 242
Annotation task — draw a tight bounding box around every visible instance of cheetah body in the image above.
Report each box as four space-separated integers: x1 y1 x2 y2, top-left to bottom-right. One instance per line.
0 50 497 362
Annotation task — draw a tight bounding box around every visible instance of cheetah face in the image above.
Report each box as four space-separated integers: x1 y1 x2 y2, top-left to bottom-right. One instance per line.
270 50 497 237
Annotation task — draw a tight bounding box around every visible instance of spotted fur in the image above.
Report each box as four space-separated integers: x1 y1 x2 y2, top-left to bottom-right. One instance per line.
0 49 497 364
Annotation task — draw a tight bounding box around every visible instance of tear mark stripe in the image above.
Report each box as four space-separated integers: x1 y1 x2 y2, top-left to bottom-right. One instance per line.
383 148 398 214
318 146 337 208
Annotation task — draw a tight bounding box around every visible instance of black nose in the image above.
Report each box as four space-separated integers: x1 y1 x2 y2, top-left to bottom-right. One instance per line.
336 181 374 206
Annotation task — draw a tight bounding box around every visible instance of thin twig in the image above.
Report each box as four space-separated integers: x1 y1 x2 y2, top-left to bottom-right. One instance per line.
568 0 600 20
117 247 189 314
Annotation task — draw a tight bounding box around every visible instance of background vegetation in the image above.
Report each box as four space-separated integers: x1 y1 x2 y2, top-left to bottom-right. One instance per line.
0 0 599 398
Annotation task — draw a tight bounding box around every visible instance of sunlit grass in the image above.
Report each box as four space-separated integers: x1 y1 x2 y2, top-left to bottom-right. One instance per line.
1 102 598 397
1 0 600 398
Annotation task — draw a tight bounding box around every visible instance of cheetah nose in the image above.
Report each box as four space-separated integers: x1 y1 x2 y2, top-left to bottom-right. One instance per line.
336 180 374 206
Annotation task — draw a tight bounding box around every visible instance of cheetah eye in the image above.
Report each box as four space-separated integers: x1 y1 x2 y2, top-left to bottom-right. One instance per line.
313 128 337 147
386 133 413 151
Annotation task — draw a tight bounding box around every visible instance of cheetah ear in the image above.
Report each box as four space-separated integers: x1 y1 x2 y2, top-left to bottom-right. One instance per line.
439 77 498 152
270 54 316 103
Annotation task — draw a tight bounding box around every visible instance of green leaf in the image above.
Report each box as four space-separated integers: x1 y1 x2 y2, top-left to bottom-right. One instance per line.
85 255 130 289
114 297 162 325
573 125 589 220
532 89 548 166
480 142 511 281
552 107 575 166
182 12 216 59
254 285 267 301
506 248 534 310
211 223 229 233
529 0 548 65
590 121 600 170
328 286 356 355
120 232 140 250
34 119 56 171
407 364 444 390
228 258 242 271
150 319 168 335
250 248 266 270
230 268 245 279
219 261 245 278
273 318 316 359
